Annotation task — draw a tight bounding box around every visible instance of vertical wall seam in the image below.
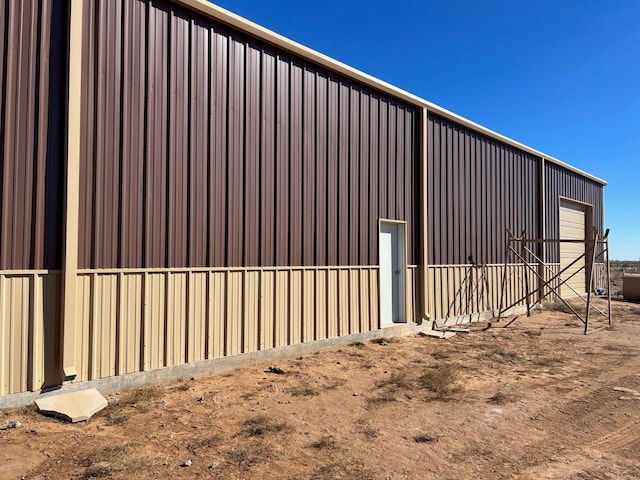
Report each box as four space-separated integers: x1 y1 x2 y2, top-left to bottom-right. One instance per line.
59 0 84 380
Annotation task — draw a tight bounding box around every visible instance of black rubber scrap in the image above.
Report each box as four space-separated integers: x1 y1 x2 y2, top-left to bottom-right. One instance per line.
267 366 286 375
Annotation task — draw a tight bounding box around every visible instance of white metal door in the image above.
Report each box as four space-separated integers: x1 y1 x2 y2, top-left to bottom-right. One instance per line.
379 222 406 325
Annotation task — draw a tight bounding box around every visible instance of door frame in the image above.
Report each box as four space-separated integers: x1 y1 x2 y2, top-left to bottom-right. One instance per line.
378 219 408 326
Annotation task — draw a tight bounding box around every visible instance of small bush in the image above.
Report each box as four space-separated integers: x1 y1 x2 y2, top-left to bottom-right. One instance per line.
310 460 376 480
121 386 163 404
80 444 128 478
362 427 379 438
417 365 460 400
82 462 113 479
542 298 585 315
286 385 319 397
488 390 518 404
242 415 291 436
310 435 338 450
99 386 163 425
365 394 398 407
187 433 225 454
431 350 450 360
371 336 400 345
375 371 413 391
226 442 273 469
533 356 564 367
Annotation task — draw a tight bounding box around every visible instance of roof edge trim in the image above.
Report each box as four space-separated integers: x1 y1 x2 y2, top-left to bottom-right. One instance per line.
173 0 607 186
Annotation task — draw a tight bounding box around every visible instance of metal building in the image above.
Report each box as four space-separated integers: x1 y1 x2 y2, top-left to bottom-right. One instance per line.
0 0 606 403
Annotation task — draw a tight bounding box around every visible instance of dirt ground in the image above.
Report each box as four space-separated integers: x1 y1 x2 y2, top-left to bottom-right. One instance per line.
2 298 639 480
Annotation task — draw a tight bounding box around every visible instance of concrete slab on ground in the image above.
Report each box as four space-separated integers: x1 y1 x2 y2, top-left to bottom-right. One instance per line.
35 389 107 423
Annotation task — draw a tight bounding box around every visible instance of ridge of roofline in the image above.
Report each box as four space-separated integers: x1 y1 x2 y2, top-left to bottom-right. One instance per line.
174 0 607 186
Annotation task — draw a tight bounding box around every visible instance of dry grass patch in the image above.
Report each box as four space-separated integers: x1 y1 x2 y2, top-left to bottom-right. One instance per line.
286 384 320 397
362 427 380 438
488 390 519 404
242 414 291 436
324 378 347 390
365 394 398 407
225 442 273 470
310 459 376 480
543 298 586 315
187 433 225 455
120 386 163 407
418 365 460 400
371 336 401 345
99 386 163 425
477 344 520 362
376 371 413 391
533 355 565 367
431 349 451 360
525 329 544 337
80 444 129 478
309 435 338 450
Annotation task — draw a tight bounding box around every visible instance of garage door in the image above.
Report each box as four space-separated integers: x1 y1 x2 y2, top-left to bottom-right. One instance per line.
559 200 586 297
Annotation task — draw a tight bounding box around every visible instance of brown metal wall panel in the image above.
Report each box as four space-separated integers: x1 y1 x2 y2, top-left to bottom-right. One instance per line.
387 103 397 220
396 107 405 222
144 1 169 268
545 162 604 263
0 0 65 270
121 0 146 268
378 100 389 220
315 74 328 266
369 97 380 265
78 0 96 269
275 57 290 266
168 8 189 268
79 0 419 269
209 26 227 267
404 108 414 261
302 67 316 266
326 78 339 266
337 83 350 266
244 43 260 267
427 114 541 265
227 35 245 267
289 62 303 266
259 50 276 266
359 95 370 265
96 0 122 268
189 19 210 267
349 88 360 265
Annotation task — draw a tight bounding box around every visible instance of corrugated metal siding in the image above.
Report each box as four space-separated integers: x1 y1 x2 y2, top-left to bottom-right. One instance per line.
67 265 386 385
0 272 61 395
427 114 541 266
0 0 66 270
425 264 538 321
78 0 419 270
545 162 605 263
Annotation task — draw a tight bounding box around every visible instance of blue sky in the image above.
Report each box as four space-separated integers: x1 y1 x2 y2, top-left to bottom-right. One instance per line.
213 0 640 260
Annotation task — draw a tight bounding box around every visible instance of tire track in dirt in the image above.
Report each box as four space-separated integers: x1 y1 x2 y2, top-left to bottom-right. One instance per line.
586 418 640 452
